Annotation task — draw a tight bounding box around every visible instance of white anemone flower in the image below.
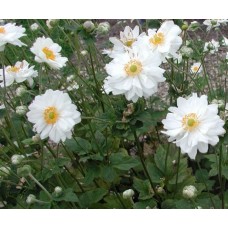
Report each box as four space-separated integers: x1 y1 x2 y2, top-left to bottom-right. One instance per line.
0 60 38 87
138 20 182 61
203 19 220 31
30 37 68 70
27 89 81 143
162 93 226 159
104 45 165 102
0 23 26 51
204 39 220 54
190 62 202 74
107 25 143 58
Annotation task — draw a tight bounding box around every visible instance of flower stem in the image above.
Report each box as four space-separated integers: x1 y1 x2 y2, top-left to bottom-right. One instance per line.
29 173 52 201
174 148 181 196
219 143 224 209
132 129 157 196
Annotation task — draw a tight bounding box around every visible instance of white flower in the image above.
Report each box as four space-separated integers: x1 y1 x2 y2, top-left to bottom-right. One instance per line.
11 154 25 165
97 22 110 35
204 39 220 54
123 189 135 199
0 60 38 87
0 23 26 51
104 45 165 102
190 62 202 74
67 81 79 91
30 23 39 31
138 20 182 61
162 93 226 159
83 21 95 32
203 19 220 31
107 25 142 58
222 37 228 46
66 74 75 82
27 89 81 143
183 185 197 199
211 99 224 108
16 105 27 115
30 37 68 70
217 19 228 25
226 52 228 60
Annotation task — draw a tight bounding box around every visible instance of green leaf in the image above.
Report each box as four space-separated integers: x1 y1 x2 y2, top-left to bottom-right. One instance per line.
146 162 163 183
133 177 153 200
79 188 108 208
154 145 166 173
134 199 157 209
100 165 117 183
53 188 79 202
161 199 176 209
65 137 92 155
110 152 140 171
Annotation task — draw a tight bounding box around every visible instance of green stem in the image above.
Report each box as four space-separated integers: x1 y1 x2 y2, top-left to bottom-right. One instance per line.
174 148 181 196
219 144 224 209
133 129 157 196
29 173 52 201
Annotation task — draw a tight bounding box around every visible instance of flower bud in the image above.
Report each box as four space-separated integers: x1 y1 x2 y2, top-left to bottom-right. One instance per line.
11 154 25 165
17 165 32 177
83 21 95 32
26 194 36 205
97 22 110 35
123 189 135 199
54 186 63 197
81 50 88 56
156 186 165 194
16 86 27 97
46 19 58 29
0 166 11 178
180 46 193 58
32 134 41 143
30 23 39 31
16 105 27 116
181 22 188 31
0 201 7 208
182 185 197 199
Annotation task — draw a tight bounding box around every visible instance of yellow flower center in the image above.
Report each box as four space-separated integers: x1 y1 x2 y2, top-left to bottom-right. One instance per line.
149 32 165 46
0 27 5 34
42 47 56 60
124 60 142 76
182 113 199 131
7 66 20 73
193 66 199 72
43 106 59 124
124 39 136 47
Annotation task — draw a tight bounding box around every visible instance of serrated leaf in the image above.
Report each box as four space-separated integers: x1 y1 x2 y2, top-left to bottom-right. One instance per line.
110 152 140 171
65 137 92 155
